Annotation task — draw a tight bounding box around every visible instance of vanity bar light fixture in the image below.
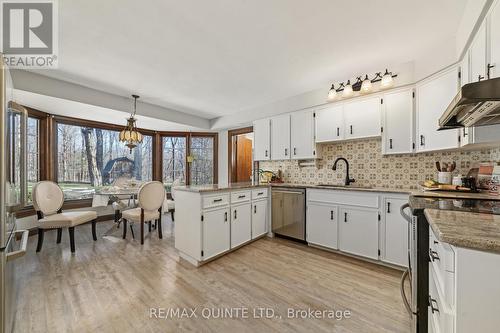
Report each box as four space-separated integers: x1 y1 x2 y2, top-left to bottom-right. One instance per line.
328 69 397 101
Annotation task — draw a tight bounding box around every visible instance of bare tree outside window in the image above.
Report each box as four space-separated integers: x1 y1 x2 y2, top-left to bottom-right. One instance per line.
162 136 186 191
57 123 152 200
190 136 214 185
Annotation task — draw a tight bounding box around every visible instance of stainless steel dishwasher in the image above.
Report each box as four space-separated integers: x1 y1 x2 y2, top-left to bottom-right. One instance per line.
271 187 306 242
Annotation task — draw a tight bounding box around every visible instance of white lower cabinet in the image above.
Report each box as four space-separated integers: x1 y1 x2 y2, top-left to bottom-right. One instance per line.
306 203 338 249
382 196 409 267
339 207 379 260
230 203 252 248
252 199 268 239
202 207 230 260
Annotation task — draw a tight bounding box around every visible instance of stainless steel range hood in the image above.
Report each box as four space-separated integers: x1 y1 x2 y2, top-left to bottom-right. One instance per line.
438 77 500 130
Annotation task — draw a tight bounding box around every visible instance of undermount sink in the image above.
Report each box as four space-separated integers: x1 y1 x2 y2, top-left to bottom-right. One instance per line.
316 184 373 190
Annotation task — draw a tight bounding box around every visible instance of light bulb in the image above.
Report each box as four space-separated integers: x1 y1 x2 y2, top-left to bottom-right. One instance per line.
361 75 372 93
343 80 353 97
381 69 394 88
327 84 337 101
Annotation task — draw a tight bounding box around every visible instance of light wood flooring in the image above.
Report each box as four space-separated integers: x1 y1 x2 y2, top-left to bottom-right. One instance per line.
13 217 411 332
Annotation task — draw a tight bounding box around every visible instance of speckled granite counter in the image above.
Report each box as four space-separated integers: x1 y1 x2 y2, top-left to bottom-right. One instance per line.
175 183 268 193
425 209 500 253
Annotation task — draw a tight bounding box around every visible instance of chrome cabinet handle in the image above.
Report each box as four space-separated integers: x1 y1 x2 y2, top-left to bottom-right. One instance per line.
400 269 414 316
429 249 440 262
428 295 439 314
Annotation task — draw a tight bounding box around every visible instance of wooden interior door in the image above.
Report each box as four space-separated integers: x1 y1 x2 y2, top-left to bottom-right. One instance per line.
235 136 252 182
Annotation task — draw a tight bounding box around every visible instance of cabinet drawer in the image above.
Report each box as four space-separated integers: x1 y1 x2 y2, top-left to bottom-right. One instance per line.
429 265 454 333
429 227 455 309
252 188 268 200
202 193 230 209
231 190 251 204
308 189 379 208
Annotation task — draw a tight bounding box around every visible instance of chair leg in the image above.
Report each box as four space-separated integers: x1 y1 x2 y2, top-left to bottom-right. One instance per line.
171 210 175 222
130 225 135 239
140 209 144 245
91 219 97 241
114 210 120 224
158 215 163 239
68 227 75 253
148 221 152 233
122 219 127 239
56 228 62 244
36 229 44 252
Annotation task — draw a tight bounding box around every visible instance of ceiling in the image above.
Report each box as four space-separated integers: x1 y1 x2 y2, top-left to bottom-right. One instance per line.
31 0 468 120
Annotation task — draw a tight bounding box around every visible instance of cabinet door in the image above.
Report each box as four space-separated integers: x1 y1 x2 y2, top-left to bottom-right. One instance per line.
253 118 271 161
203 208 230 260
252 199 267 239
315 105 344 142
382 89 414 154
271 114 290 160
231 203 252 248
291 109 315 159
470 22 487 83
306 203 338 249
490 0 500 79
343 96 381 140
416 66 459 152
339 207 379 259
383 198 408 267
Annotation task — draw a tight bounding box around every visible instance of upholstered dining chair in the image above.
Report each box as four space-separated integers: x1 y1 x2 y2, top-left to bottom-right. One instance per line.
111 176 137 223
164 178 181 221
121 181 165 245
32 181 98 253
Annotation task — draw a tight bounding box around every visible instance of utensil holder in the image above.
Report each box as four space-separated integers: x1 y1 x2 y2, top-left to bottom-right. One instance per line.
438 171 452 184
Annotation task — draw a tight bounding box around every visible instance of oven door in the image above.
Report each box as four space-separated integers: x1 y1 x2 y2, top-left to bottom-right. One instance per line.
400 203 417 329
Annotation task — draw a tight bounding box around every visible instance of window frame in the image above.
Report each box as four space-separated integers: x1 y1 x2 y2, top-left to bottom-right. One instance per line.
160 132 218 187
16 107 218 217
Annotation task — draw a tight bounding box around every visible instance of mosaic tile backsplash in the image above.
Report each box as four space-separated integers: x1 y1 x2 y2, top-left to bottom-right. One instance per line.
260 139 500 189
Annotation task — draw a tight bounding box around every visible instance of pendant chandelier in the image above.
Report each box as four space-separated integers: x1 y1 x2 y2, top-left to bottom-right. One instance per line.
119 94 143 153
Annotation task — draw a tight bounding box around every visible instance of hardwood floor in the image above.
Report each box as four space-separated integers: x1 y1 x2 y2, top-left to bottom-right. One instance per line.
13 217 411 333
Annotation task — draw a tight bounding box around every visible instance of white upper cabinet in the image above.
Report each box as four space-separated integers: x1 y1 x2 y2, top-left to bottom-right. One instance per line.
290 109 316 159
382 88 414 154
488 0 500 79
343 96 381 140
315 104 344 142
416 66 459 152
253 118 271 161
460 53 470 87
470 22 487 83
270 114 291 160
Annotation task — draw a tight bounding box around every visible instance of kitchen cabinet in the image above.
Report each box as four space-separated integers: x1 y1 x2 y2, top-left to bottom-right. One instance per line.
382 88 414 154
230 203 252 248
306 203 338 249
381 196 408 267
290 109 316 159
252 199 267 239
470 22 487 83
202 207 231 260
416 66 459 152
338 207 379 260
315 104 344 142
489 0 500 79
271 114 290 160
343 96 381 140
253 118 271 161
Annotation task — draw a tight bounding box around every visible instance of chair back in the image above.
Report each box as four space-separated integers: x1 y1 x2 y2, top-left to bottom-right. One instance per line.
171 178 182 200
32 181 64 216
138 181 165 211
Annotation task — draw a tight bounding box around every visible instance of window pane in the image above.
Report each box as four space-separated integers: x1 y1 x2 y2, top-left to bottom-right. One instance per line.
27 117 39 204
190 136 214 185
57 123 152 200
162 136 186 191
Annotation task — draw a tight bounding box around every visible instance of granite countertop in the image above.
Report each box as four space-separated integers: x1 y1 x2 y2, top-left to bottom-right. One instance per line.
175 183 269 193
425 209 500 253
